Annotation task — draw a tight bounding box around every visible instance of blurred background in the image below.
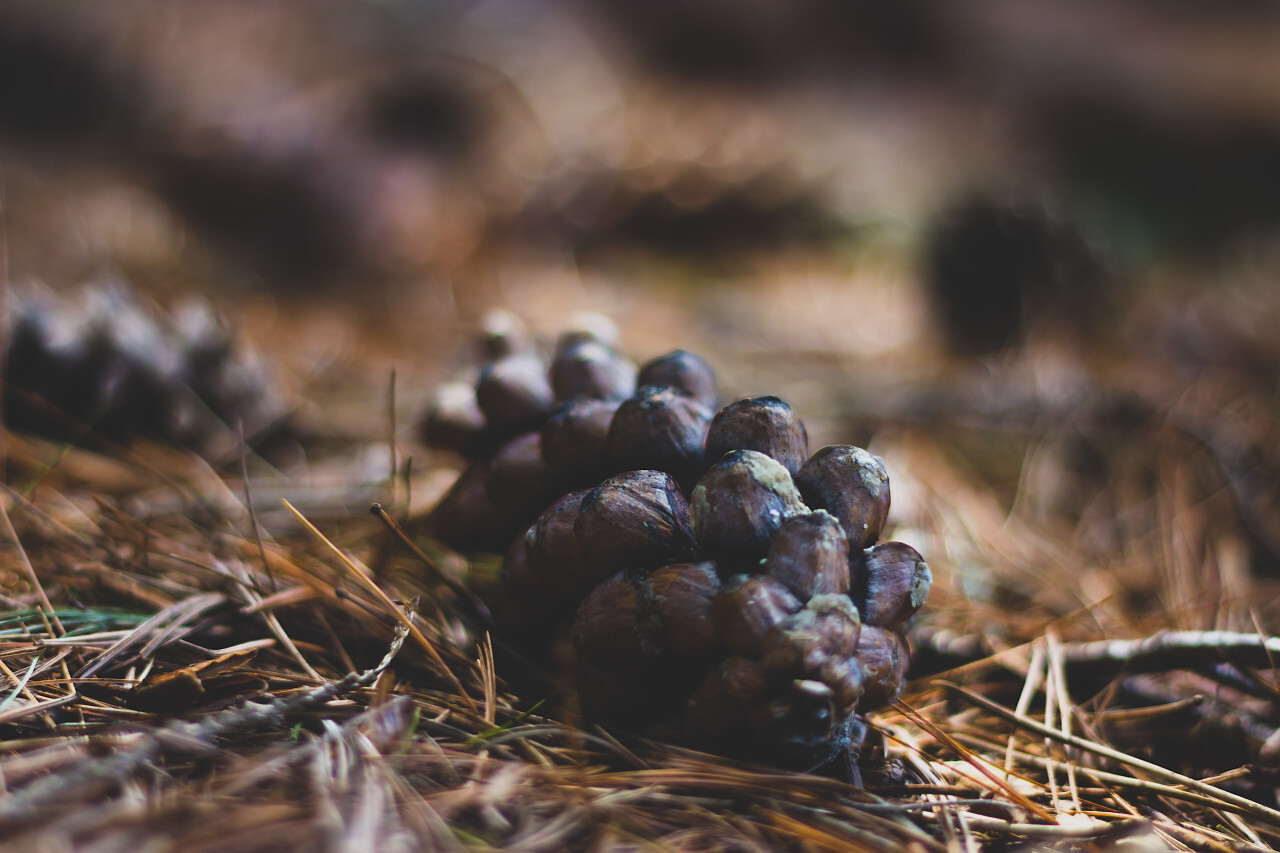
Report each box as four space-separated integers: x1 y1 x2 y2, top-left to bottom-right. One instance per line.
6 0 1280 636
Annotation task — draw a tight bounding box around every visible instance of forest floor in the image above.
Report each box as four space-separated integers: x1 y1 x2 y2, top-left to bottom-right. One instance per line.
5 2 1280 850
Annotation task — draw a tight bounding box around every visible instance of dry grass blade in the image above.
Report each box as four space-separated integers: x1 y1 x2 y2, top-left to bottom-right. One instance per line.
763 809 919 853
476 633 496 727
75 592 226 678
238 419 276 595
1157 819 1278 853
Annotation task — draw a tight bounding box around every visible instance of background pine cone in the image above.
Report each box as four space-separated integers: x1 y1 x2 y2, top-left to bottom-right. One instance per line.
4 278 291 458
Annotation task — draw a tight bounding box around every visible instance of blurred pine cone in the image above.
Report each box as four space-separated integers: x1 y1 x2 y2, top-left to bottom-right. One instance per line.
3 278 290 457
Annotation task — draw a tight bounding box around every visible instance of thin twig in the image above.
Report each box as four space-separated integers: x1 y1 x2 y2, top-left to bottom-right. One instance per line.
918 627 1280 680
1005 639 1044 780
1047 630 1082 814
239 419 276 594
1060 630 1280 673
950 812 1150 841
387 368 398 510
0 500 63 637
1156 818 1277 853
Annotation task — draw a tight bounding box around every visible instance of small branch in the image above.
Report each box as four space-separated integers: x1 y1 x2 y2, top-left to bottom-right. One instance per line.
951 813 1150 842
1059 631 1280 674
915 627 1280 681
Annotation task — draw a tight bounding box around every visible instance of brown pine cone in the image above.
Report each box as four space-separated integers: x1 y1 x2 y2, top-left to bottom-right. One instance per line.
418 314 931 775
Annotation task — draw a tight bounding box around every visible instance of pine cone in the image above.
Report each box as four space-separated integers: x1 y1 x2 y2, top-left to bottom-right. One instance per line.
418 313 931 773
3 279 290 457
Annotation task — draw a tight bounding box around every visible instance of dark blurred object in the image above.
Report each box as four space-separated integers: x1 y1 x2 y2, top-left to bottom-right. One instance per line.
922 195 1110 356
363 73 480 160
1031 97 1280 256
0 15 143 148
930 0 1280 259
580 0 943 82
508 150 854 260
3 278 292 459
9 0 1280 288
580 173 849 257
147 143 367 286
0 8 355 283
0 7 480 286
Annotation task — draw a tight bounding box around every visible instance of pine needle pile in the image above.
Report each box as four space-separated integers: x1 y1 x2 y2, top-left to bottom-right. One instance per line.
2 275 1280 853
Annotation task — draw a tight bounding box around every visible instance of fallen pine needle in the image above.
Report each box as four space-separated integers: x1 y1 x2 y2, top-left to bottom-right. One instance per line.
283 498 477 714
940 680 1280 828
